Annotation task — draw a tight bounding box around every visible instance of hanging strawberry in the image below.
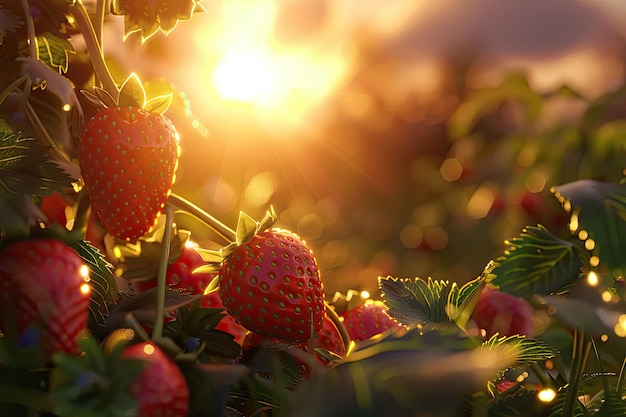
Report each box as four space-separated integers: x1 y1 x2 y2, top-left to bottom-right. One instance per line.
78 74 180 242
215 224 326 344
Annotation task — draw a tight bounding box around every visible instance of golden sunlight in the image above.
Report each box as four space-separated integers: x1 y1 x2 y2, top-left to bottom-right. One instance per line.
191 0 350 123
212 48 274 102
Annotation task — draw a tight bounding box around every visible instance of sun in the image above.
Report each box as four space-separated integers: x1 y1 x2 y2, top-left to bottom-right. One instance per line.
212 48 274 103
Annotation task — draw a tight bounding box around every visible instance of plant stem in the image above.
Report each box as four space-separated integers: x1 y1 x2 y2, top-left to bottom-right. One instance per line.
94 0 107 49
72 0 119 97
561 329 592 417
151 204 174 341
167 193 237 243
618 357 626 398
325 302 352 355
19 0 37 58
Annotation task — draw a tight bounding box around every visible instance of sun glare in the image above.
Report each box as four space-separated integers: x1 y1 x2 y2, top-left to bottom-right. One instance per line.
192 0 350 124
213 49 274 102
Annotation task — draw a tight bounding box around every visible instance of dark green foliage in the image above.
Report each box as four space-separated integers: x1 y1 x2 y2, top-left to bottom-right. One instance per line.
490 225 583 297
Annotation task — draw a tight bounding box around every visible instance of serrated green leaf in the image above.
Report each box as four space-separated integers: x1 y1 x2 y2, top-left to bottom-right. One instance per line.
552 179 626 278
69 240 117 327
0 131 73 233
34 32 75 74
379 276 456 327
490 225 583 297
116 72 146 108
481 335 555 380
50 336 143 417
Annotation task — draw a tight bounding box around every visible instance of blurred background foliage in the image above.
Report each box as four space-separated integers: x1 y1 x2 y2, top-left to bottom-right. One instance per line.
76 0 626 297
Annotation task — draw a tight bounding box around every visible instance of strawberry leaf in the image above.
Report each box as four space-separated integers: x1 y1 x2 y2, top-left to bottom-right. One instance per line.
379 276 457 328
490 225 583 298
33 32 75 74
0 131 73 233
480 335 556 380
163 304 242 361
552 179 626 279
69 240 118 328
50 336 144 417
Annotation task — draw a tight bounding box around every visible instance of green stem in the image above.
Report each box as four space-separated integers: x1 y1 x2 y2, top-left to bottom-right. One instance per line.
562 329 592 417
618 357 626 398
151 204 174 341
325 302 352 355
95 0 107 49
530 362 552 389
71 0 119 97
167 193 237 243
0 75 28 106
19 0 37 58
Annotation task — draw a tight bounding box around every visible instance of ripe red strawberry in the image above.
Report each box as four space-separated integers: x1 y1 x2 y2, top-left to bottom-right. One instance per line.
473 287 535 338
78 106 180 241
340 299 405 341
133 245 248 344
218 228 325 343
122 341 189 417
0 239 91 357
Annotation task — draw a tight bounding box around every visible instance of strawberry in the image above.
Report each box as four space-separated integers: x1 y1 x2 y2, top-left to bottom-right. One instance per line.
218 228 326 343
0 239 91 357
122 341 189 417
133 245 248 344
78 106 180 242
40 192 69 228
340 299 405 341
473 287 535 338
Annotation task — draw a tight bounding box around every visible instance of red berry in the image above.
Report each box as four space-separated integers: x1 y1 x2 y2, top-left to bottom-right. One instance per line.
0 239 90 356
40 192 68 228
78 106 180 241
218 228 325 343
473 287 535 338
122 342 189 417
340 299 404 341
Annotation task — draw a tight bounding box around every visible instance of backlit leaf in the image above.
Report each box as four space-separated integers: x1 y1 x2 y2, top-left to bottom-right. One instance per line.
490 225 583 297
552 179 626 279
34 32 75 74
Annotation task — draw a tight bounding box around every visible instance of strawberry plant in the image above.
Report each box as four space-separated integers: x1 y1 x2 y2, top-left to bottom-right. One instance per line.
2 1 626 417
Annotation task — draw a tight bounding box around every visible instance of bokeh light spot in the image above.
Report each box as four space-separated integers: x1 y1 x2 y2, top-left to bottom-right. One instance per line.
440 157 463 181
